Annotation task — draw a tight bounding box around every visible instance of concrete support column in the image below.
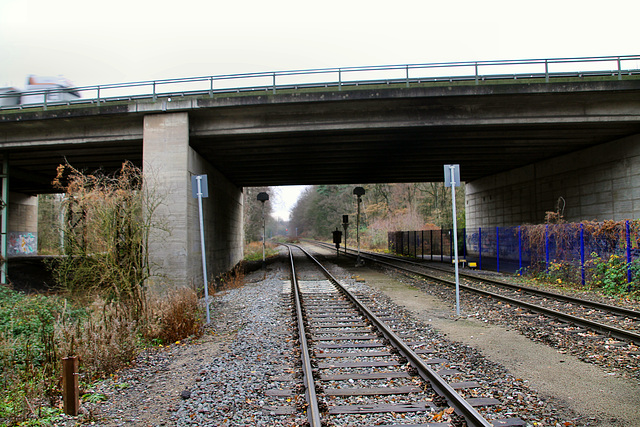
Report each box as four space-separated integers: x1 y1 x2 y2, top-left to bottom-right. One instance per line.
187 151 244 283
143 112 190 289
143 112 244 290
7 192 38 257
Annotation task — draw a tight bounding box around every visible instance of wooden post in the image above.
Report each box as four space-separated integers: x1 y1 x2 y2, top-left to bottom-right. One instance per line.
63 356 79 416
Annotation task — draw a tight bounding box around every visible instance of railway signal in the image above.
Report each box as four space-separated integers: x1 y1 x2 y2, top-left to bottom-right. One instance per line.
257 192 269 268
332 228 343 256
353 187 365 266
342 215 349 255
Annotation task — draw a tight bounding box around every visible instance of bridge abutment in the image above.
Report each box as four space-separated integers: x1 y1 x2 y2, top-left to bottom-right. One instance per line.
465 133 640 229
143 112 243 290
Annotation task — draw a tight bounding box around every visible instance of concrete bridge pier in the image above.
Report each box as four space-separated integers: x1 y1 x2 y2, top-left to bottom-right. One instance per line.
7 193 38 256
143 112 243 290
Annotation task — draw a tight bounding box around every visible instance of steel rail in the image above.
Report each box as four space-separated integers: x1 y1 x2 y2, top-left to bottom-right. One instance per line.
319 243 640 346
289 243 493 427
344 245 640 321
286 245 323 427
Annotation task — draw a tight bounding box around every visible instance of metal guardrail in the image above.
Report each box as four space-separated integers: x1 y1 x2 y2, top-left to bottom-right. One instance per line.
1 55 639 111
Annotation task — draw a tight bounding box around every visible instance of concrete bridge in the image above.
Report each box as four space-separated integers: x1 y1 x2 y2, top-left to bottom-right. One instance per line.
2 57 640 286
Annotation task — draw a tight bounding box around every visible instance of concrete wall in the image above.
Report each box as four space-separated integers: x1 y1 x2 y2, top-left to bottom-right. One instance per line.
187 147 244 285
465 133 640 229
7 192 38 256
143 112 243 290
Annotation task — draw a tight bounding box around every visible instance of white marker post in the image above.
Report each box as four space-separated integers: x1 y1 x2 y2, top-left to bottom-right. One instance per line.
257 192 269 269
444 164 461 316
192 174 210 324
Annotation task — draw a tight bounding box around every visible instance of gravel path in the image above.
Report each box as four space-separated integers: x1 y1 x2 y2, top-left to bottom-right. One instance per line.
58 249 640 426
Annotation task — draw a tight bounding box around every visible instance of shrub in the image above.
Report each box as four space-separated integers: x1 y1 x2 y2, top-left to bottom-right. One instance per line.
0 286 68 424
147 287 203 345
586 253 640 295
49 161 167 321
216 263 246 292
0 285 205 425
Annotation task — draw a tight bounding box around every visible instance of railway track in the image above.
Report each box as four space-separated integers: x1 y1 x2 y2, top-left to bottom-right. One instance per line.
310 241 640 346
283 243 525 427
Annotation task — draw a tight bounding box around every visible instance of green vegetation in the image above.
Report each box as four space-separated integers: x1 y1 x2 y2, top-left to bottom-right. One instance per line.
0 284 204 426
587 253 640 296
243 241 279 262
1 162 205 426
289 183 465 249
518 220 640 299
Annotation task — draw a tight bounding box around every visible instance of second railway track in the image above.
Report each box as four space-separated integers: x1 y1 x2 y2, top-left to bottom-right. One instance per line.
310 241 640 347
284 243 525 427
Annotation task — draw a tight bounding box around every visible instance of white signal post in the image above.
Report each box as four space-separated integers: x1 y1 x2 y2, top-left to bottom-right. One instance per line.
353 187 365 266
257 192 269 268
444 164 461 316
193 175 210 324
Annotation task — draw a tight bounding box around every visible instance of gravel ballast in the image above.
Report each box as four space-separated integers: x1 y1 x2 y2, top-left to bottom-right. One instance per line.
67 249 640 426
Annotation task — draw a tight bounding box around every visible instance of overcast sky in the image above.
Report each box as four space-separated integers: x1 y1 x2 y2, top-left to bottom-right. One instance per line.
1 0 638 219
2 0 638 87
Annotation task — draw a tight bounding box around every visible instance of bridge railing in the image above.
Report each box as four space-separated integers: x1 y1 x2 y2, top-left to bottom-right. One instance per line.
2 55 639 111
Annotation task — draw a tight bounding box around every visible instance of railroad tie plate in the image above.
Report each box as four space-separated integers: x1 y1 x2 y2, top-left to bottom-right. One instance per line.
315 342 386 349
324 385 422 396
318 360 400 368
491 418 527 426
265 388 294 396
261 405 296 415
320 372 411 381
328 402 436 414
309 322 368 327
313 334 379 341
436 368 461 376
466 397 501 407
314 350 393 358
363 424 450 427
448 381 481 389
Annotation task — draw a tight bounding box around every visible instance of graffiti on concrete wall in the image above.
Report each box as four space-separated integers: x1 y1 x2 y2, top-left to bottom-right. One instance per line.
8 232 37 256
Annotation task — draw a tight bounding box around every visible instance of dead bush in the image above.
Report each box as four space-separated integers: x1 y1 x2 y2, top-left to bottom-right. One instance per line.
146 287 204 345
214 263 245 293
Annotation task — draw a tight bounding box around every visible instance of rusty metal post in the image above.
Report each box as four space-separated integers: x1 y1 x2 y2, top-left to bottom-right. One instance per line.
63 356 79 416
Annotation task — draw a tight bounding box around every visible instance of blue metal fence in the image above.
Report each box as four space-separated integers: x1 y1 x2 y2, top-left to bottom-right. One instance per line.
388 220 639 287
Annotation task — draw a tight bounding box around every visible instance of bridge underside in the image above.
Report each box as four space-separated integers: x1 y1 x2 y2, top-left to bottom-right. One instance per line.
1 79 639 285
3 80 640 193
191 121 638 187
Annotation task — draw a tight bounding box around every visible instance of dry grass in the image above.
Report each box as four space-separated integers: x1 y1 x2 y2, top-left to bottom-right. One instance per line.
147 287 204 345
214 262 245 294
56 299 139 382
244 241 279 261
0 286 204 425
